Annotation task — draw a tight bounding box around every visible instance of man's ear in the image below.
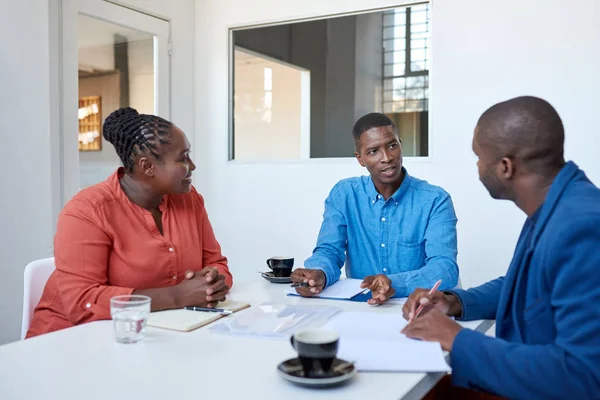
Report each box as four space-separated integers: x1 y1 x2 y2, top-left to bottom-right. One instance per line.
354 151 366 167
138 157 155 177
499 157 514 180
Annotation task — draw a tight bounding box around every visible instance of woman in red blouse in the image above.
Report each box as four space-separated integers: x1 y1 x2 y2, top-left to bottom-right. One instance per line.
27 107 232 338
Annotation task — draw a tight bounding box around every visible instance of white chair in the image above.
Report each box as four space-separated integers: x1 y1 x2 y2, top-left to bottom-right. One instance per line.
21 257 55 339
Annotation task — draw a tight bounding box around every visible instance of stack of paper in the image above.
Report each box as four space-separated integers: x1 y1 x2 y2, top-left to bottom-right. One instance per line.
285 278 366 300
321 311 450 372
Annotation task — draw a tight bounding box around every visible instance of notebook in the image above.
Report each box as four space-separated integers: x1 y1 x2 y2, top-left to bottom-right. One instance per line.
285 278 367 300
147 300 250 332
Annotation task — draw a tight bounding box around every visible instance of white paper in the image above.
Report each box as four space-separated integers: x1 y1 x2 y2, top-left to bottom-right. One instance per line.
339 339 450 372
286 278 366 300
209 302 342 339
322 311 411 341
322 311 450 372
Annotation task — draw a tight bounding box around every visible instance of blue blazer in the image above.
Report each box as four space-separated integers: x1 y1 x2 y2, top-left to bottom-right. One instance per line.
449 161 600 399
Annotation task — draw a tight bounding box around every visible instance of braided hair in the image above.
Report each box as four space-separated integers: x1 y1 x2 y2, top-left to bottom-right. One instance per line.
103 107 173 172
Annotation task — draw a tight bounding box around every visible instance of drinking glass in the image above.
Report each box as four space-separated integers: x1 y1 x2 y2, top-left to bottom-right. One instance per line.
110 295 151 344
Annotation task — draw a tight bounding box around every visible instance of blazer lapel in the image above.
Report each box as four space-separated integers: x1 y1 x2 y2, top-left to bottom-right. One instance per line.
495 224 531 335
496 161 580 339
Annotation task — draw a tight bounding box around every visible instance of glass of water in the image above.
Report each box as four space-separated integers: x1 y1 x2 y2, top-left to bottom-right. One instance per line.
110 295 151 344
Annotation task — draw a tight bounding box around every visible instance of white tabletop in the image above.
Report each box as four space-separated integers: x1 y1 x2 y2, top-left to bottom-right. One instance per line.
0 279 492 400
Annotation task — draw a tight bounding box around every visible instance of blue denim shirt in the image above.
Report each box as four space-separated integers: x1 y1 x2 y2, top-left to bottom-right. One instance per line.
304 169 459 297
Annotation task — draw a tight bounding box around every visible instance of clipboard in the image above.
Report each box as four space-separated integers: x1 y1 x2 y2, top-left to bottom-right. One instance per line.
147 300 250 332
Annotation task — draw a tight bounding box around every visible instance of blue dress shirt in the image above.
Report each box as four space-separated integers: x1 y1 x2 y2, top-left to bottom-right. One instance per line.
304 168 459 297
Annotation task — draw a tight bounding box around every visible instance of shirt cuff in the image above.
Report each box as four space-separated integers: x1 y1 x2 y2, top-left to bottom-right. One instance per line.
388 275 408 297
90 286 135 321
304 264 333 288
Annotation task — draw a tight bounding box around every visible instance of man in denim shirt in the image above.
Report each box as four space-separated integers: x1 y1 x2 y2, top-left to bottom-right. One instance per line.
291 113 459 304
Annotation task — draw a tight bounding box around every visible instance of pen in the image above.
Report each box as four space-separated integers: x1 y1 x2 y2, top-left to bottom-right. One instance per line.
184 306 233 314
290 282 309 288
408 279 442 324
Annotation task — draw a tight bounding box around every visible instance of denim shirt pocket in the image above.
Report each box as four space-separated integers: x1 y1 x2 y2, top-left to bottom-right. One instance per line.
393 240 426 273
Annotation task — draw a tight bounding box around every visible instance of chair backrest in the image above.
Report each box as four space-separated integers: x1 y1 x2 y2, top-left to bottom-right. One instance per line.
21 257 55 339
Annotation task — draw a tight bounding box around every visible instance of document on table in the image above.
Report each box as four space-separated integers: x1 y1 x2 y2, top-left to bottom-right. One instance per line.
321 311 450 372
209 302 343 339
285 278 366 300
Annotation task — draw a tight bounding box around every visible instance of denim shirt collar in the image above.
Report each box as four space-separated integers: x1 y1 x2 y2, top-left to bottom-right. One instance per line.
367 167 412 205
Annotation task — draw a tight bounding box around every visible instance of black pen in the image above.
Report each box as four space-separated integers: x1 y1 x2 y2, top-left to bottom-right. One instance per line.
184 306 233 314
290 282 309 288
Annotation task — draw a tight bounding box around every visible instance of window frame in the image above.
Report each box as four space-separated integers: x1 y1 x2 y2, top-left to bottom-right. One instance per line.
227 0 433 163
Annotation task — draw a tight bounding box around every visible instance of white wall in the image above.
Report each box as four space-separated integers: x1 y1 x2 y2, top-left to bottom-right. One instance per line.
194 0 600 289
0 0 55 344
0 0 195 345
234 49 308 160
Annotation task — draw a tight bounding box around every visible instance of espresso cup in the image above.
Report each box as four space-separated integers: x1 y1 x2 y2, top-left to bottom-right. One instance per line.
290 329 339 377
266 257 294 277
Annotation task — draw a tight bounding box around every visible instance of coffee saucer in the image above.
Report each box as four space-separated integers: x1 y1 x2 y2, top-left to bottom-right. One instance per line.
277 358 356 387
261 271 292 284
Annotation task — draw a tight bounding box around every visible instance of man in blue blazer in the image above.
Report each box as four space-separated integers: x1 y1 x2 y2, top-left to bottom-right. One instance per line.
402 96 600 399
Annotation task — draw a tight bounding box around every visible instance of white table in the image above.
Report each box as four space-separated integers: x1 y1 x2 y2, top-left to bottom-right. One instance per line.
0 280 492 400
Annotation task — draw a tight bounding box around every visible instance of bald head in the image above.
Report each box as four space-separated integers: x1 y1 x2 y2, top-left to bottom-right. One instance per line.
475 96 565 175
